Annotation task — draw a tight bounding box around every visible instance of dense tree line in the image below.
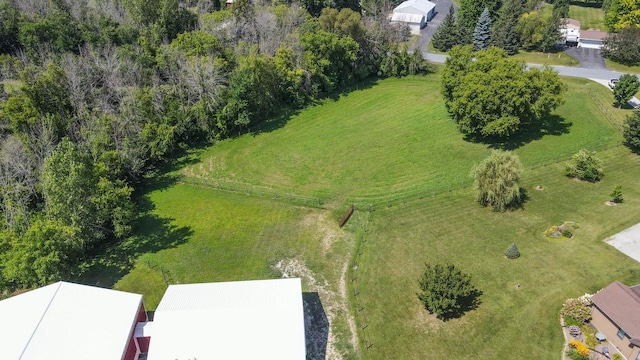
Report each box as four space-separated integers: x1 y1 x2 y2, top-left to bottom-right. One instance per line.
432 0 565 55
0 0 430 292
602 0 640 66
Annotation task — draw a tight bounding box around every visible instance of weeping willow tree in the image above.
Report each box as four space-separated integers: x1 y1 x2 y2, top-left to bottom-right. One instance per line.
472 150 524 211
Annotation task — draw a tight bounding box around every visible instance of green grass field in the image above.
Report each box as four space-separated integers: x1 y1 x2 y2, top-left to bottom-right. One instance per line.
568 4 605 31
99 72 640 359
512 50 579 66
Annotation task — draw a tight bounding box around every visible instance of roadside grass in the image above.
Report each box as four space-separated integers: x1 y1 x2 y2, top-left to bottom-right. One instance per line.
605 59 640 75
512 50 579 66
356 145 640 359
568 4 605 30
183 75 620 206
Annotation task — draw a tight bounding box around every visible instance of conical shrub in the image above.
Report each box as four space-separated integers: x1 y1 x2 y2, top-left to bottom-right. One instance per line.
504 242 520 259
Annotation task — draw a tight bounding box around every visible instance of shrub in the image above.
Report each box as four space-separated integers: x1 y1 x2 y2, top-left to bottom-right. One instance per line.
417 263 482 320
566 348 589 360
613 354 624 360
564 316 582 327
545 225 560 237
569 340 590 357
561 297 592 324
568 325 581 337
504 243 520 259
582 325 597 348
611 185 623 203
565 149 604 182
562 229 573 238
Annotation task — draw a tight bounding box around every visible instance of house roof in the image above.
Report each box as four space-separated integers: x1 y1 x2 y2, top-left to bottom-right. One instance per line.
592 281 640 343
393 0 435 16
390 12 425 24
147 278 306 360
0 281 143 360
562 18 581 29
580 30 608 41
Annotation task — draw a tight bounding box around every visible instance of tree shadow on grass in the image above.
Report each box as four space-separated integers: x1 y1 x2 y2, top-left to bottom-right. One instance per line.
437 288 484 322
76 197 193 288
463 114 572 150
303 292 329 360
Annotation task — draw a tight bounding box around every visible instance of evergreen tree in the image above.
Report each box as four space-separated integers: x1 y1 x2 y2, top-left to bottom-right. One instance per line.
492 0 524 55
473 8 492 50
431 5 461 52
417 263 482 319
540 12 561 52
553 0 570 18
504 243 520 259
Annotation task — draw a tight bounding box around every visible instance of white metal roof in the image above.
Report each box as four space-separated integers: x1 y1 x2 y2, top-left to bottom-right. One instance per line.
394 0 435 16
147 278 306 360
391 12 425 24
0 281 143 360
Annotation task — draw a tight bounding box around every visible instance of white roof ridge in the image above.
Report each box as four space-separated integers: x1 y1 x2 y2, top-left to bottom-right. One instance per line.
18 281 63 360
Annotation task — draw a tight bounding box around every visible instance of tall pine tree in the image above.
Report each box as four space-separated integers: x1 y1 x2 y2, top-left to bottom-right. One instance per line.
473 8 492 50
540 11 561 52
431 5 461 52
492 0 524 55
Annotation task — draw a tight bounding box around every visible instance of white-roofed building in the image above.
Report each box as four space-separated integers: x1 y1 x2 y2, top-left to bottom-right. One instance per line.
390 0 436 33
147 278 306 360
0 281 147 360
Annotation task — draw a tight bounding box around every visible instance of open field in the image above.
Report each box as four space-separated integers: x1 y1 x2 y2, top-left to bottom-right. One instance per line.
100 73 640 359
569 4 605 30
357 145 640 359
112 185 359 358
182 76 624 207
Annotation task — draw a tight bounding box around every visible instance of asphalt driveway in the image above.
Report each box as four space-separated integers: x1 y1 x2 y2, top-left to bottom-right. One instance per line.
562 45 608 69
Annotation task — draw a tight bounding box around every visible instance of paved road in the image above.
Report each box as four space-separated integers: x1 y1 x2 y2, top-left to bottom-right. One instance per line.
424 52 634 80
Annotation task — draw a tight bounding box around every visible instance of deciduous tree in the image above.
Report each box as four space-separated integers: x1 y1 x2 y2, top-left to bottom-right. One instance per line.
603 27 640 66
613 73 640 107
623 109 640 152
472 150 524 211
565 149 604 182
442 46 566 138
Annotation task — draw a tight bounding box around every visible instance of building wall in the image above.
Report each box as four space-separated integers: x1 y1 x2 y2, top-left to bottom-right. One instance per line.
578 39 603 49
122 302 148 360
592 306 639 359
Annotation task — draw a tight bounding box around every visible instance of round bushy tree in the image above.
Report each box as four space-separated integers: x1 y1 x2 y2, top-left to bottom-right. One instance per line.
473 150 524 212
504 242 520 259
565 149 604 182
613 74 640 107
623 109 640 152
417 263 481 320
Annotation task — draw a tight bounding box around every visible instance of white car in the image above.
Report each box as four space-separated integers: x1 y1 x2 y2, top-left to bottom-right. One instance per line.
608 79 619 89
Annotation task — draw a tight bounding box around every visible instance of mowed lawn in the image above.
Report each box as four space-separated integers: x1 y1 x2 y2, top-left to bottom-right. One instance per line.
184 76 622 206
569 3 605 31
357 146 640 359
108 72 640 359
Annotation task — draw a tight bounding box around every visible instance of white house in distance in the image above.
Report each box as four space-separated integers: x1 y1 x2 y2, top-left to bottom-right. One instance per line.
0 281 147 360
147 278 306 360
391 0 436 34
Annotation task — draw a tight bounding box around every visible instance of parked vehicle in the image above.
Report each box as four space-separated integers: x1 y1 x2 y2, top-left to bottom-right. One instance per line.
608 79 619 88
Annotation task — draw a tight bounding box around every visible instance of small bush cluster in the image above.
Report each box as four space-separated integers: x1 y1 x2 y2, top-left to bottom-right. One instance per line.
504 243 520 259
565 149 604 182
561 297 592 325
546 221 578 239
568 340 590 357
611 185 624 203
568 325 581 337
582 325 597 348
